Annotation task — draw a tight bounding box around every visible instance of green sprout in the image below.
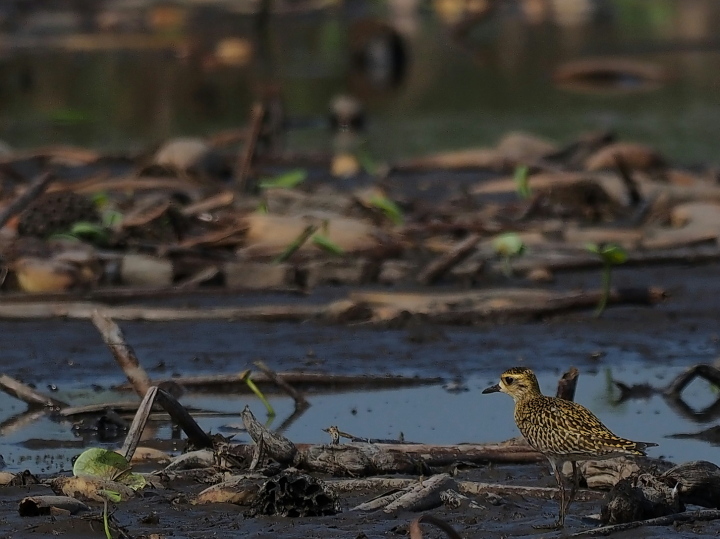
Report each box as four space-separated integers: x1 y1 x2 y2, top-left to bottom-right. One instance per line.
514 165 531 199
492 232 526 276
312 233 344 255
368 195 403 225
242 372 275 417
586 243 628 317
257 169 307 190
100 490 122 539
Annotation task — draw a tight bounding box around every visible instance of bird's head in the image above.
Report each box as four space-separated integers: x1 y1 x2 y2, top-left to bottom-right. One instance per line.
482 367 542 402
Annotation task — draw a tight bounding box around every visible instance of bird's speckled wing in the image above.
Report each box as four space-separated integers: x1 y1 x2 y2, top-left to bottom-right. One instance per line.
514 395 648 458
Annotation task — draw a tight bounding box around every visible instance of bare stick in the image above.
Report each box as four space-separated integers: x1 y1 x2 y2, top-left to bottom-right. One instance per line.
417 233 481 285
91 311 152 398
236 103 265 192
409 514 463 539
0 172 53 229
556 367 579 401
253 360 309 409
0 374 67 409
570 509 720 537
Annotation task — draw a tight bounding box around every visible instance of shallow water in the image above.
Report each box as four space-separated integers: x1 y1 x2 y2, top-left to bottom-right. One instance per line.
3 0 720 162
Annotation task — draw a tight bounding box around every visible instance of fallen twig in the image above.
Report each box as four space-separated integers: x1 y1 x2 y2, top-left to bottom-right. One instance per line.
409 514 462 539
0 172 54 229
236 102 265 192
91 311 152 398
417 233 481 284
570 509 720 537
253 360 309 409
0 374 68 409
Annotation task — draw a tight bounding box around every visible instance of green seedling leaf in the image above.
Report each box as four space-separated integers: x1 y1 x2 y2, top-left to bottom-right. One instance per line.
312 233 344 255
48 233 81 243
102 210 123 228
258 169 307 190
492 233 526 257
514 165 531 199
244 375 275 417
369 195 403 225
50 107 92 125
100 490 123 503
585 243 628 265
92 192 110 208
73 448 131 481
356 147 378 176
69 222 109 244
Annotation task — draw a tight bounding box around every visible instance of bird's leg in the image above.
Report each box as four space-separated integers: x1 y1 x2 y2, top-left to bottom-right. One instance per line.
564 461 579 514
533 459 566 530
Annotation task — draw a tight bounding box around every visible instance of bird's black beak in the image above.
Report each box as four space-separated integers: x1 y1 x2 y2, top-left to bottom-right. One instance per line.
482 384 501 394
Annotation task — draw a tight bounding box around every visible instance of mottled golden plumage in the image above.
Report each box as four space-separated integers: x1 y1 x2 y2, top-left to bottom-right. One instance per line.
483 366 657 529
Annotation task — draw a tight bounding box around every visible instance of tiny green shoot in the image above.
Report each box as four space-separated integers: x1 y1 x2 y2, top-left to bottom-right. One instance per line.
585 243 628 317
514 165 531 199
258 169 307 190
243 373 275 417
492 232 526 276
274 224 318 263
369 195 403 225
100 490 121 539
312 233 344 255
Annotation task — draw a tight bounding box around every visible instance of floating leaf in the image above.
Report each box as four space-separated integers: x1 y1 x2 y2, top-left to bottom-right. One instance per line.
492 233 526 257
369 195 403 225
258 169 307 190
312 233 344 255
514 165 531 199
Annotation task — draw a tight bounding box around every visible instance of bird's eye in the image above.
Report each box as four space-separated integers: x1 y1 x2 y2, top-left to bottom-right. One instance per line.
504 376 514 385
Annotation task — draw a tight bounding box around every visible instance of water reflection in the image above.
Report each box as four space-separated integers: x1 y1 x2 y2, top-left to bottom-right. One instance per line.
0 1 720 162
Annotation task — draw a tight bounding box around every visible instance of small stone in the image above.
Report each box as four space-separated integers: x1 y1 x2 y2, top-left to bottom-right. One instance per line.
223 261 294 290
526 267 554 283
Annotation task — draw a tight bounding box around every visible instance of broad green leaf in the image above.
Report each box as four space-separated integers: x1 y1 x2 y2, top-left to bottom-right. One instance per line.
258 169 307 190
312 233 344 255
73 448 130 481
369 195 403 225
493 233 526 257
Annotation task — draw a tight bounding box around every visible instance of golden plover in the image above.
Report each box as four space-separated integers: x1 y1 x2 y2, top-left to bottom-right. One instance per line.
482 366 657 528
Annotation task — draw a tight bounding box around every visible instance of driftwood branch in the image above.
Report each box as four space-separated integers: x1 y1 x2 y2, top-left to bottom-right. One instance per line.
241 405 297 465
